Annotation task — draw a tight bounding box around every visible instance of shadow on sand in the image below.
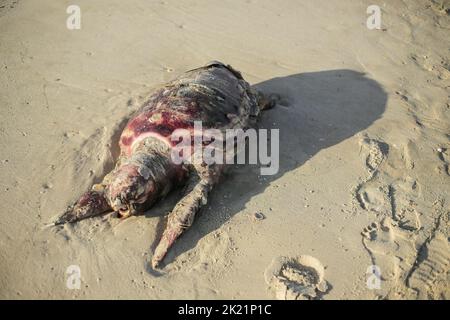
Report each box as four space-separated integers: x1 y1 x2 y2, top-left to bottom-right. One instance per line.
146 69 387 270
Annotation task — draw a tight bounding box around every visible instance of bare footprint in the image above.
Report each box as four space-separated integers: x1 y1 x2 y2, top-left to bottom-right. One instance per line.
353 136 391 214
359 137 389 173
402 140 419 170
355 181 390 214
361 217 417 297
264 255 329 300
390 179 422 232
354 142 423 233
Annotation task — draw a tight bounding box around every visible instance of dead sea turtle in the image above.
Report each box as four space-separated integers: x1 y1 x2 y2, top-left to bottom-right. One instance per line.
55 61 275 268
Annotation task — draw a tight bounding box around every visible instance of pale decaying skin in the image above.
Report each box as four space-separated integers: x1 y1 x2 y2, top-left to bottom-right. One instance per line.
56 61 274 268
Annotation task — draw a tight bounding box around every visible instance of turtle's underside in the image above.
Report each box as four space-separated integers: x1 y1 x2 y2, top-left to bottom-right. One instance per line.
56 61 274 268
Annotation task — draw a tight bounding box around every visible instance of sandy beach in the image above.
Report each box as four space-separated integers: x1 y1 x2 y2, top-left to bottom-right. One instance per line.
0 0 449 299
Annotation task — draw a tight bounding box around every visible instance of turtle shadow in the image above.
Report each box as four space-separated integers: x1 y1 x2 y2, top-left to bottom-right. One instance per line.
148 69 387 269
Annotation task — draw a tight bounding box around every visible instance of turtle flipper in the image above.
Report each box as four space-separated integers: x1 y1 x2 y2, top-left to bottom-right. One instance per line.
55 188 111 225
257 91 279 111
151 165 219 268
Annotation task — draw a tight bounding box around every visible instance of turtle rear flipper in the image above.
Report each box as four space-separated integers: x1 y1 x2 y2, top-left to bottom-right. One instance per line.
257 91 280 111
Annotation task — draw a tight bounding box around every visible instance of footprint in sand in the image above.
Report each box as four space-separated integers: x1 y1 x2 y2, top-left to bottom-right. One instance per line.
406 232 450 299
359 137 389 173
427 0 450 16
354 137 424 234
353 136 390 213
389 179 422 232
410 52 450 80
355 177 422 228
436 147 450 176
361 217 417 295
355 181 390 214
264 255 329 300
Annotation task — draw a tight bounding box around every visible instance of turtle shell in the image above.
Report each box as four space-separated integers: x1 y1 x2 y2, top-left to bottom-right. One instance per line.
119 62 259 156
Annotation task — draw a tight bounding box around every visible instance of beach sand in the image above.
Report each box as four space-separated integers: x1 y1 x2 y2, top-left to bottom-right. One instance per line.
0 0 449 299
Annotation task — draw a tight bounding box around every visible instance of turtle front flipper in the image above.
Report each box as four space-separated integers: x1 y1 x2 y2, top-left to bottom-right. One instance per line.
55 187 111 225
151 163 221 268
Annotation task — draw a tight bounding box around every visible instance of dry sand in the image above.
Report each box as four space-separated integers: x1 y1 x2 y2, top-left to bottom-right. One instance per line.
0 0 449 299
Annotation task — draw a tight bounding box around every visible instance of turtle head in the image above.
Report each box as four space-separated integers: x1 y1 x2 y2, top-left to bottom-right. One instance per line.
105 163 156 218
